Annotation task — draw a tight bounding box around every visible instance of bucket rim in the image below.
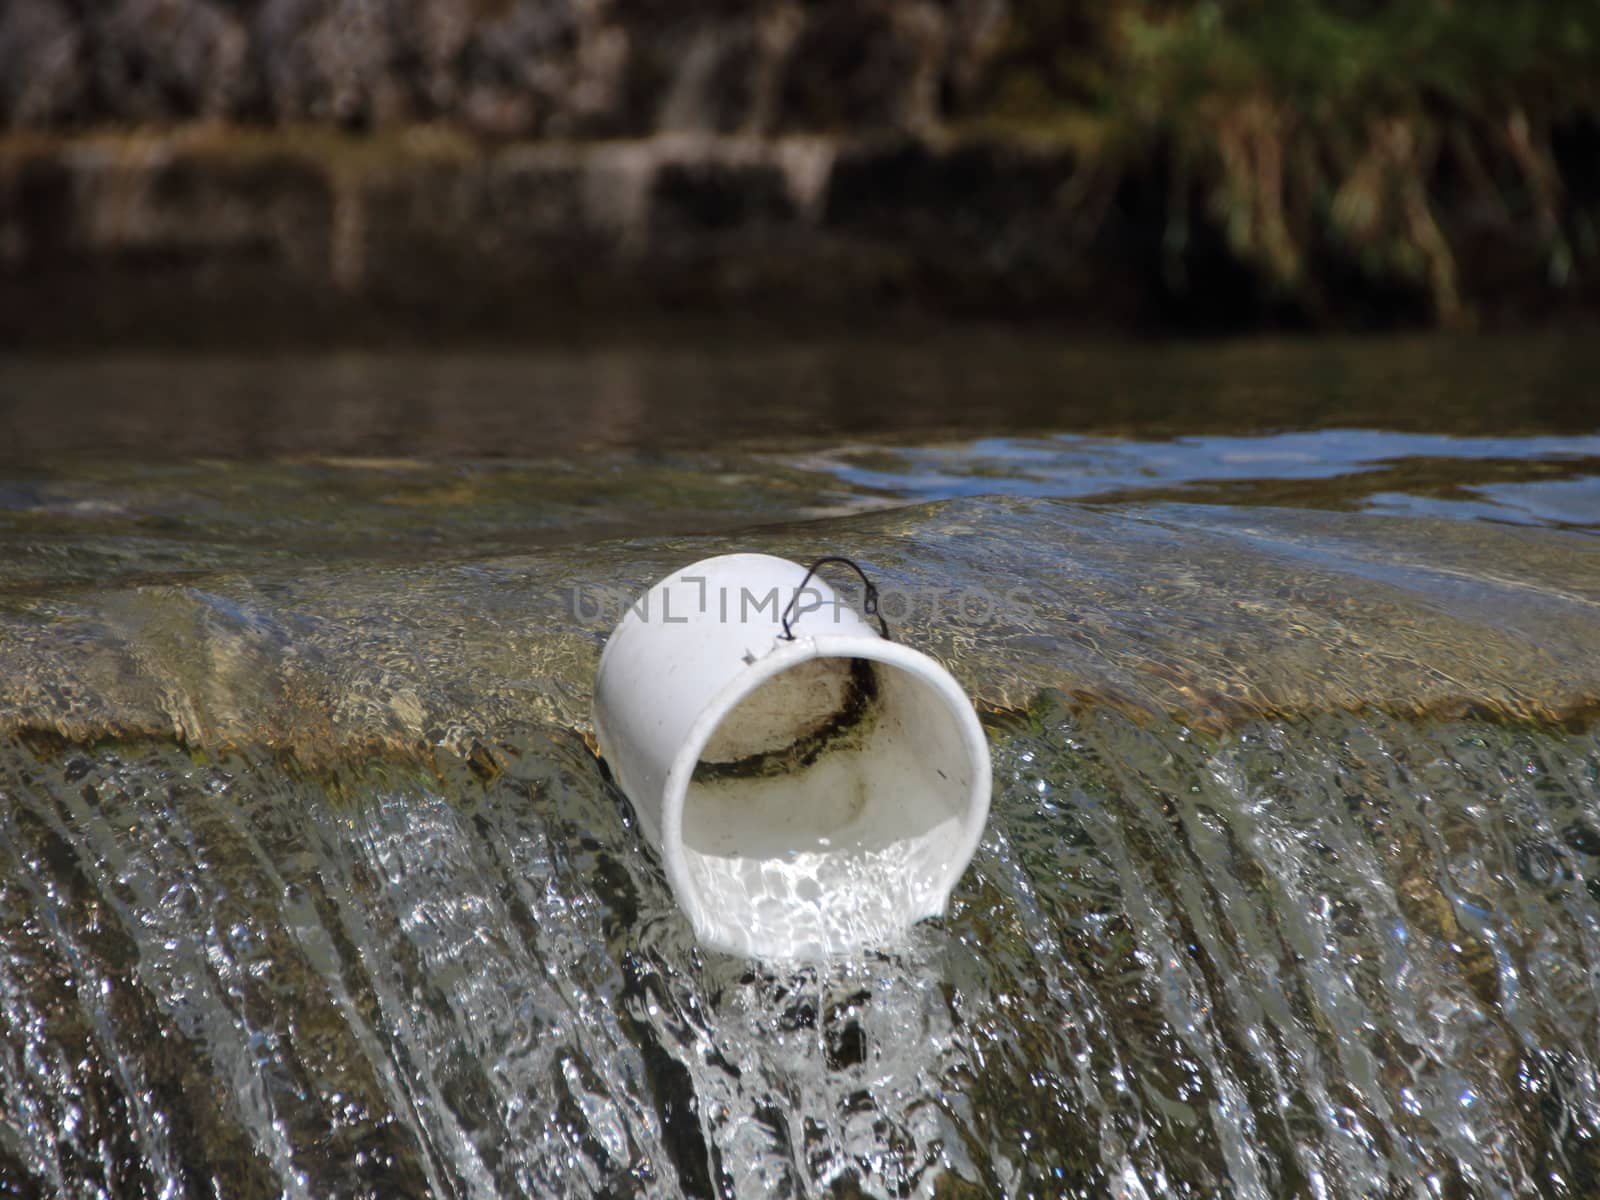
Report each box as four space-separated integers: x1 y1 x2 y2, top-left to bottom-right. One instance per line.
593 551 864 684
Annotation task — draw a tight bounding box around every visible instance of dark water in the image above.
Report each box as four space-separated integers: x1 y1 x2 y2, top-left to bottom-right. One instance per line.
1 334 1599 1198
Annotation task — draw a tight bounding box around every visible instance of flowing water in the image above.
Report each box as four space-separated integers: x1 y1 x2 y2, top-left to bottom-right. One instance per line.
1 333 1599 1198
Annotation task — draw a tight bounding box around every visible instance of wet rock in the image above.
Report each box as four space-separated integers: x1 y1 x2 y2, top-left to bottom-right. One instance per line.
1 142 332 272
776 1 945 133
90 0 253 123
0 0 84 126
825 137 1071 241
0 153 74 270
253 0 407 127
821 136 1098 310
650 159 796 234
0 0 1001 137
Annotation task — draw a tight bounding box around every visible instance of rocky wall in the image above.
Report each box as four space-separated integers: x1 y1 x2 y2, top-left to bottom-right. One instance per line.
1 127 1160 343
0 0 1002 137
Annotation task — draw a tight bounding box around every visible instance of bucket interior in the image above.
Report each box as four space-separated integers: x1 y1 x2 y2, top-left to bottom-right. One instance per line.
678 655 977 956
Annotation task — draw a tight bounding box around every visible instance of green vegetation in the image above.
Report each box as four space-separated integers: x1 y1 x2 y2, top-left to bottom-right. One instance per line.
977 0 1600 323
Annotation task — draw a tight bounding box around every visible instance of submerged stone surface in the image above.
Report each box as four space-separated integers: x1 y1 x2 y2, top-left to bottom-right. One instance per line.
3 494 1597 762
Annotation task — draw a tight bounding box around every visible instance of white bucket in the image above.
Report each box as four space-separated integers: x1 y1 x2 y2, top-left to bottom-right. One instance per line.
592 553 991 959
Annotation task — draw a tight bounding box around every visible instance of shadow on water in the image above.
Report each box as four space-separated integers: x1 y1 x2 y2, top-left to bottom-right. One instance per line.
1 332 1599 1197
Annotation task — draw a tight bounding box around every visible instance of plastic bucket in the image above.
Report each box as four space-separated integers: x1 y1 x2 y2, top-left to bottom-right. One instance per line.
591 553 991 958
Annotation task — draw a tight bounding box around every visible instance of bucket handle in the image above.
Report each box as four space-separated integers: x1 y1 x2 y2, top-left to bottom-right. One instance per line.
781 556 891 641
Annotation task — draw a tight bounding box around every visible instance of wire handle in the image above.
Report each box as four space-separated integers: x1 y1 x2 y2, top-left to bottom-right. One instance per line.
781 556 891 641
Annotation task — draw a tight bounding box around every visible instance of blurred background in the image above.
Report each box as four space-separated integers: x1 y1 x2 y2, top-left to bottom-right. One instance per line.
7 10 1600 1200
2 0 1598 343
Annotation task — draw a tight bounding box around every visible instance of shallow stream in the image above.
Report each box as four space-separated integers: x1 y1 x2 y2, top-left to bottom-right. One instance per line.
2 333 1598 1198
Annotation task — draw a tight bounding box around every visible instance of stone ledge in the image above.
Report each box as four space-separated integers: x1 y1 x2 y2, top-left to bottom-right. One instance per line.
2 127 1593 344
0 128 1128 344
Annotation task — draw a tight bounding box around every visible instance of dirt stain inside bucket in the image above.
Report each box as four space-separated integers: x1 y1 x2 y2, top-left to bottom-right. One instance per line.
696 657 880 781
